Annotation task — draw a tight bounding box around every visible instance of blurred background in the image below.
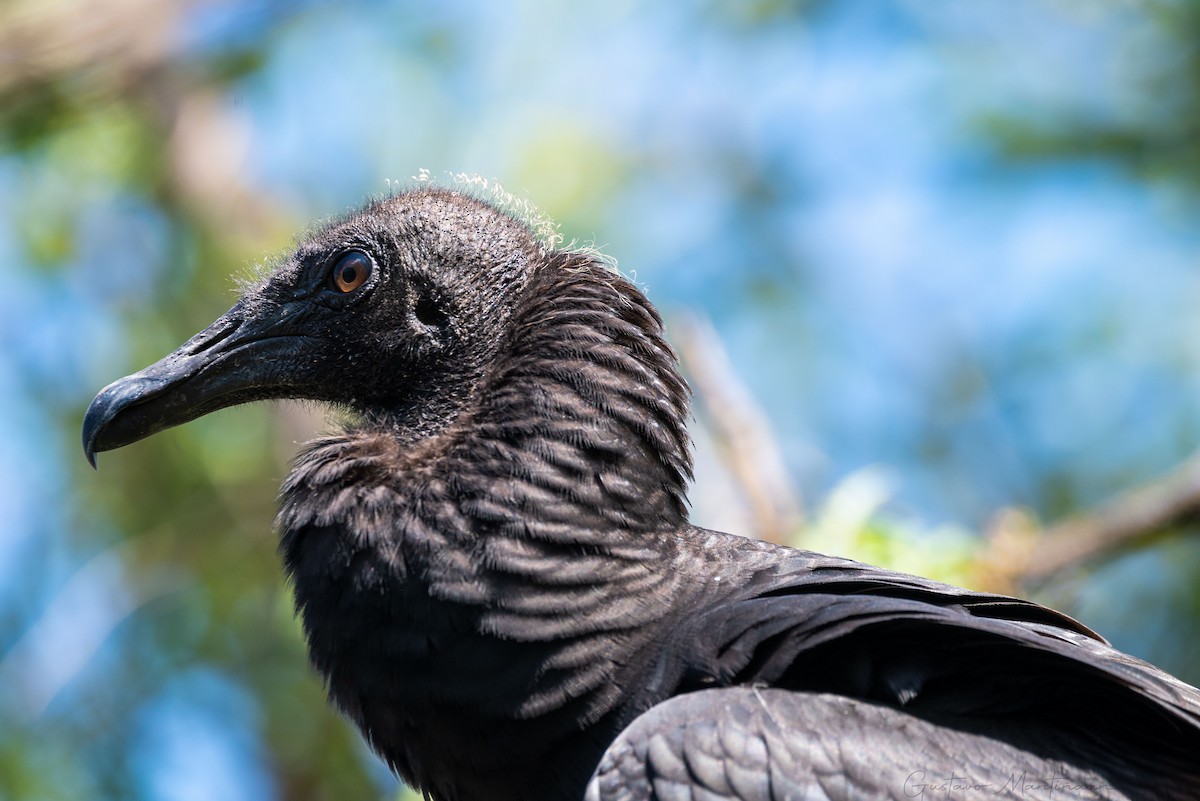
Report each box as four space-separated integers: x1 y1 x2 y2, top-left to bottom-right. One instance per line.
3 0 1200 798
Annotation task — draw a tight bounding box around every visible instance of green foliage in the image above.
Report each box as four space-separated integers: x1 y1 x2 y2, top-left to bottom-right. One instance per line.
796 467 983 588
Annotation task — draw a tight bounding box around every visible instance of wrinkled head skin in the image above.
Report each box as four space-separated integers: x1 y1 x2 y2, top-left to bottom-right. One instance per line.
83 188 546 463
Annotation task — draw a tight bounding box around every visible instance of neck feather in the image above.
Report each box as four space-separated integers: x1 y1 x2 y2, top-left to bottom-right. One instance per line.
457 251 693 529
276 252 695 795
279 251 694 625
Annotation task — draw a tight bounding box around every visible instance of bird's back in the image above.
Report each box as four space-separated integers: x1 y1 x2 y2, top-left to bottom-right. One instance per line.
591 528 1200 800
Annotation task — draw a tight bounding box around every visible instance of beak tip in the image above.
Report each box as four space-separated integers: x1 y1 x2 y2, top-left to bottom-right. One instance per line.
80 301 273 466
81 379 127 469
82 396 104 469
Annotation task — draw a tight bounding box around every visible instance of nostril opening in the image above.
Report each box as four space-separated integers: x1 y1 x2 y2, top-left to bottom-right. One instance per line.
182 317 241 356
415 294 448 328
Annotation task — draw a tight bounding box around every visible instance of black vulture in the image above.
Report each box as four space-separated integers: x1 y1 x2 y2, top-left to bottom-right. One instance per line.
84 188 1200 801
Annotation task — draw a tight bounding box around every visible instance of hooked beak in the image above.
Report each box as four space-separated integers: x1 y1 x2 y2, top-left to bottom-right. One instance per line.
83 300 309 467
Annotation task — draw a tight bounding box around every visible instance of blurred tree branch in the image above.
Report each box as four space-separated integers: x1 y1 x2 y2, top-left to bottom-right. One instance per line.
675 310 805 543
983 455 1200 589
0 0 288 241
1029 459 1200 575
681 310 1200 593
0 0 185 96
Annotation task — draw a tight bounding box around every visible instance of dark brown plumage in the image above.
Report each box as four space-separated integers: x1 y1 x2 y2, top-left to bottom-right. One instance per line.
84 188 1200 800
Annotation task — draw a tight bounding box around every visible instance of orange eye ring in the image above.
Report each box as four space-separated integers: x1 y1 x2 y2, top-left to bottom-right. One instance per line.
332 251 372 293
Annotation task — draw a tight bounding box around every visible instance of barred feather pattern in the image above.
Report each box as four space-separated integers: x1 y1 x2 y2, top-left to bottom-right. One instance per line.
277 251 697 800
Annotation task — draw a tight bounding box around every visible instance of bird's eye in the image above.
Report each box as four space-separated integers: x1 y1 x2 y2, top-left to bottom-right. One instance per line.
331 251 372 293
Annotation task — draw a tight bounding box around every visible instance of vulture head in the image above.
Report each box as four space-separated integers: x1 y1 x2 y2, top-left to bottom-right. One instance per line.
84 188 554 461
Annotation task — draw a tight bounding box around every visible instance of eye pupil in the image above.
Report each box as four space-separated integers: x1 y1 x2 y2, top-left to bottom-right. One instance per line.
332 251 371 293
